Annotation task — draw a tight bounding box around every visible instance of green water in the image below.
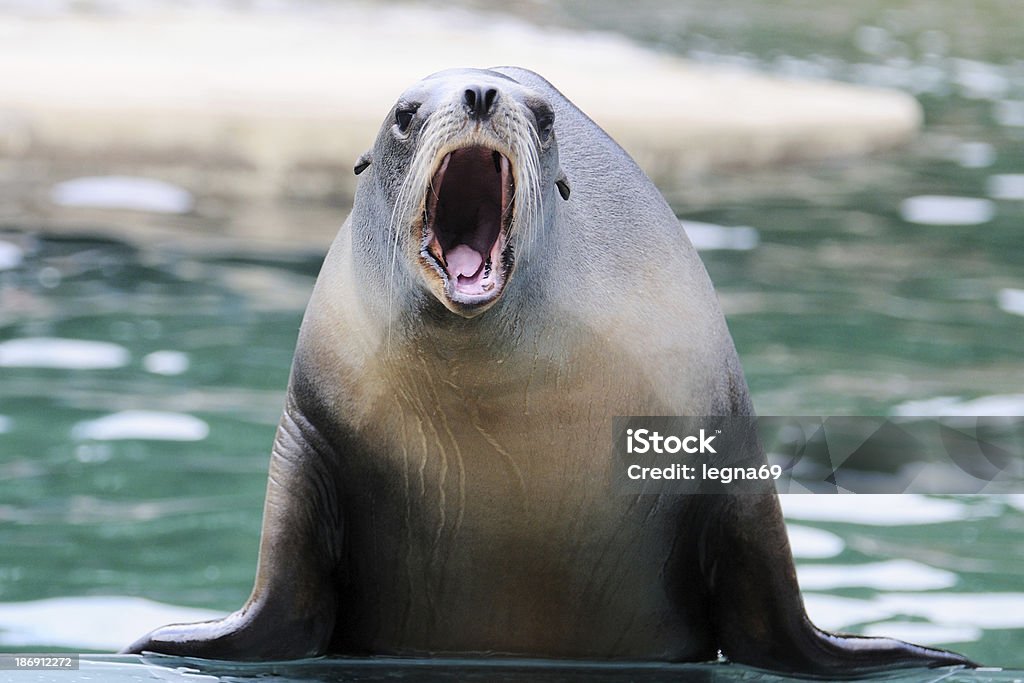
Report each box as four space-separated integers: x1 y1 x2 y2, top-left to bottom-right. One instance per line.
1 1 1024 679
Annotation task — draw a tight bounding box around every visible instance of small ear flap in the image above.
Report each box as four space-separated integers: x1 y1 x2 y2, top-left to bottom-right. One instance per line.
555 170 571 200
353 151 372 175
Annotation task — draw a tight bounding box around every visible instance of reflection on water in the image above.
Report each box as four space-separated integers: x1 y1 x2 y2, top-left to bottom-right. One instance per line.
49 176 195 215
997 289 1024 317
987 174 1024 201
681 221 760 251
865 622 984 652
784 524 844 559
1 0 1023 674
142 350 190 376
71 410 210 442
893 394 1024 418
0 337 130 370
796 559 957 591
0 596 223 651
953 142 997 169
899 195 995 226
994 100 1024 127
0 241 23 271
779 494 985 524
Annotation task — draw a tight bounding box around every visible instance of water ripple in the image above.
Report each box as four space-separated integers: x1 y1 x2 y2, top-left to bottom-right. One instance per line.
0 596 224 651
892 394 1024 417
780 494 972 525
0 494 236 524
680 221 760 251
997 288 1024 316
0 337 130 369
900 195 996 226
797 559 957 591
861 621 982 646
142 350 190 376
805 592 1024 636
787 524 845 559
954 141 996 169
0 240 24 270
987 174 1024 200
994 100 1024 128
71 410 209 441
50 176 194 214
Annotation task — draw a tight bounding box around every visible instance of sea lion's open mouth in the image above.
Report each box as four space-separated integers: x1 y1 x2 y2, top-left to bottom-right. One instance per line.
422 145 514 310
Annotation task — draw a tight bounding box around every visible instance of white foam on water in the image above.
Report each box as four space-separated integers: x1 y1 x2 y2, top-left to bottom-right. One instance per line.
861 621 982 645
0 240 24 270
899 195 995 225
0 337 130 369
786 525 845 559
0 415 11 433
72 410 209 441
893 393 1024 417
997 288 1024 316
780 494 970 525
0 595 225 651
143 350 190 376
50 176 194 214
797 560 957 591
681 221 760 251
987 174 1024 200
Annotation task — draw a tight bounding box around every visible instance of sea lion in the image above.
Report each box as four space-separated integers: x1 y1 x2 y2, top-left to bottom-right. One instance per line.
124 67 973 675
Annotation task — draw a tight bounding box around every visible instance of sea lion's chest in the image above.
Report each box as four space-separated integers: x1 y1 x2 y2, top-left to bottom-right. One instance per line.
347 337 665 513
327 344 710 659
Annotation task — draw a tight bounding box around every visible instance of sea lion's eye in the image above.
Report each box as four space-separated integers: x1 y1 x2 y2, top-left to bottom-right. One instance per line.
395 107 417 133
535 107 554 143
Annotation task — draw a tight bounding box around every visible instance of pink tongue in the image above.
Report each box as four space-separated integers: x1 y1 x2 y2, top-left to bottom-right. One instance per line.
446 244 484 278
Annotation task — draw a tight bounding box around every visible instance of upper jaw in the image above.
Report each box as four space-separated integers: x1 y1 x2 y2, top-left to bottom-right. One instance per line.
418 143 516 316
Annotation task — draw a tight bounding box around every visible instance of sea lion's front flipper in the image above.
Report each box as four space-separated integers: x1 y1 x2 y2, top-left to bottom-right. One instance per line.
703 495 976 675
122 404 341 660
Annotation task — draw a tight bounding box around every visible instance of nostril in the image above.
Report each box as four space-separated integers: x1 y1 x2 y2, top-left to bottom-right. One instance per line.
463 88 478 113
463 85 499 119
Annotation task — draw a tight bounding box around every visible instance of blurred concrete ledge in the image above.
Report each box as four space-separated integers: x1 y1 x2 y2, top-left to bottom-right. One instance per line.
0 6 922 171
0 5 922 248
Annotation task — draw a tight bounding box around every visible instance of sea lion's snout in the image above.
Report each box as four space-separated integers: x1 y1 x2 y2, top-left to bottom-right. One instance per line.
369 69 558 318
403 77 552 318
422 145 514 310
